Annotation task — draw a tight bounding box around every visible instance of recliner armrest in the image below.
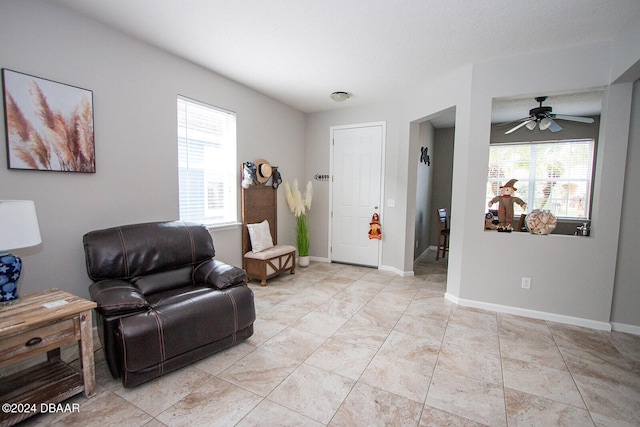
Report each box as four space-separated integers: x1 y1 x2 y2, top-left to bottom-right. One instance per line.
193 259 247 290
89 279 150 316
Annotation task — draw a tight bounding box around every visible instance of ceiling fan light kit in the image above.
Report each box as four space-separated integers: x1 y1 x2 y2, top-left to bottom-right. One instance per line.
539 117 552 130
503 96 595 135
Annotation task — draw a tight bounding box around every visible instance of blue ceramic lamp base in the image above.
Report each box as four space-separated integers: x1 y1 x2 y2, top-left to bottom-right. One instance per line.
0 253 21 305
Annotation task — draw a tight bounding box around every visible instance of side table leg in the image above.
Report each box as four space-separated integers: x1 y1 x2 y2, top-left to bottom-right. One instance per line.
78 309 96 397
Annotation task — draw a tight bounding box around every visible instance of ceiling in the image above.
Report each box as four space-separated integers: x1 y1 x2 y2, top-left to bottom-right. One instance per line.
52 0 639 117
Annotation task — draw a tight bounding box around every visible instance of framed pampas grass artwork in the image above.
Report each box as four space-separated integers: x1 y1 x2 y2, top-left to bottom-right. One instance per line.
2 69 95 173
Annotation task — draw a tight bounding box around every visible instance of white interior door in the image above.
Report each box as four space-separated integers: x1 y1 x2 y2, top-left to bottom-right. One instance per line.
331 124 384 267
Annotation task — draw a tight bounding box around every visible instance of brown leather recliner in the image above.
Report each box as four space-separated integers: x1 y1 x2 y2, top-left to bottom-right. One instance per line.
83 221 255 387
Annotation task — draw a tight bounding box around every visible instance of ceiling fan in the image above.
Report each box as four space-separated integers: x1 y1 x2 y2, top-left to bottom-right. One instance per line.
502 96 595 135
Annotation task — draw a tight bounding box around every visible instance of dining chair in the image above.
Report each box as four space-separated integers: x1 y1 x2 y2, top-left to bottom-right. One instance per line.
436 208 449 260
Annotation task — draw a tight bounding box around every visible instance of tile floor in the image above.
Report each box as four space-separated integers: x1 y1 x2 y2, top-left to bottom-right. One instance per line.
14 251 640 426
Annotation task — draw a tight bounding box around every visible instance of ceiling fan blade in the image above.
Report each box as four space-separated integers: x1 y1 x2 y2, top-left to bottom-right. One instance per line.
496 116 534 127
552 114 594 124
548 118 563 132
505 119 535 135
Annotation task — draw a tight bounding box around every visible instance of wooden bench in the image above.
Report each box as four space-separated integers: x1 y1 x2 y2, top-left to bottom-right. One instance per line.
242 184 295 286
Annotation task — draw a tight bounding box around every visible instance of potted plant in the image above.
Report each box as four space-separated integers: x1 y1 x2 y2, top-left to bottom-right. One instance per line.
283 179 313 266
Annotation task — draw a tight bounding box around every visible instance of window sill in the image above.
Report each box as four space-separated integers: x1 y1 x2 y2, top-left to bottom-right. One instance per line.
483 229 591 237
485 216 590 236
205 222 242 232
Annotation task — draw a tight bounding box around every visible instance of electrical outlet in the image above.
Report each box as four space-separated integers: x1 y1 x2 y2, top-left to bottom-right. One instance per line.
521 277 531 289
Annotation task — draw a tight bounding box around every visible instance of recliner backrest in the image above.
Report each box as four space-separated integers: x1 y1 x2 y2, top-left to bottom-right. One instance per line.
83 221 215 283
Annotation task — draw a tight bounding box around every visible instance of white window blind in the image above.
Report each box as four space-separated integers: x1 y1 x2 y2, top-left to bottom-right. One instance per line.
486 139 595 219
177 96 237 226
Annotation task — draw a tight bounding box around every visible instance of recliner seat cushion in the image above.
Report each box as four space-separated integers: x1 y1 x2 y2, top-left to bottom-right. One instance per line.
116 285 254 372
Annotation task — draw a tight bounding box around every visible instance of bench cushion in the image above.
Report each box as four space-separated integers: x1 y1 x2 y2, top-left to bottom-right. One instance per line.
244 244 296 260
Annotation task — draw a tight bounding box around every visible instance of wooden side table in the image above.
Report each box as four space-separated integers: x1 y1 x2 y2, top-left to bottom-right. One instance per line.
0 289 97 426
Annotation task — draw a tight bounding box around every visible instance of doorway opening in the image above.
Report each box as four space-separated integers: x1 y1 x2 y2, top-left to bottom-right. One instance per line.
412 108 455 264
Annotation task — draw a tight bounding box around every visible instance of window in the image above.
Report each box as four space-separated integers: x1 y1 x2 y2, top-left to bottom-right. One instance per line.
177 96 237 226
486 139 595 219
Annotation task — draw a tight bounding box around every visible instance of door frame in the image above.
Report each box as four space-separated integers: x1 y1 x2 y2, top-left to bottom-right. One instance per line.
328 121 386 267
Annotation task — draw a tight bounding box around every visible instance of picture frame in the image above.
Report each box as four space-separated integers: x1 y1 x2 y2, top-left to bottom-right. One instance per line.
2 68 95 173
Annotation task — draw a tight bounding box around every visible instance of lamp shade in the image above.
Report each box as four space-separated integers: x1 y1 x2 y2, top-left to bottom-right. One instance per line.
0 200 42 252
539 117 552 131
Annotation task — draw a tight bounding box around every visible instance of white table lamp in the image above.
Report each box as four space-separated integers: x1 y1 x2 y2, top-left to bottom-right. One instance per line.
0 200 42 304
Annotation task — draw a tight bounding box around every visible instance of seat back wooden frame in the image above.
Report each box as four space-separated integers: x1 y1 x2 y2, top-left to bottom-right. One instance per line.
242 185 278 253
241 171 295 285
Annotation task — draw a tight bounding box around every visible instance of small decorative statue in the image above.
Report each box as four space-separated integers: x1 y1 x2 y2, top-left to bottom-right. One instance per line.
368 213 382 240
241 162 256 189
488 179 527 232
484 211 498 230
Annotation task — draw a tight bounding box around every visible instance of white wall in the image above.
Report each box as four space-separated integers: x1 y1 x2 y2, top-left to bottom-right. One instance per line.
0 0 305 301
611 8 640 83
430 127 455 247
403 66 474 295
443 43 633 329
304 103 405 271
412 123 456 253
413 121 434 258
307 36 639 328
305 68 474 276
611 79 640 331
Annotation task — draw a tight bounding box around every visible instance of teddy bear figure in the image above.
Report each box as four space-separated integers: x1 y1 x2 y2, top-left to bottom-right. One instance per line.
488 179 527 232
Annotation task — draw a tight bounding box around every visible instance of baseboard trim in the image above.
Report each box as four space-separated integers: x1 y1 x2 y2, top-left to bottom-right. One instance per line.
445 293 612 331
379 265 414 277
611 322 640 336
312 257 413 277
